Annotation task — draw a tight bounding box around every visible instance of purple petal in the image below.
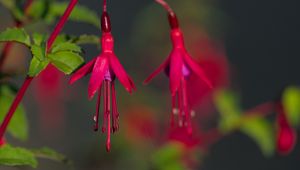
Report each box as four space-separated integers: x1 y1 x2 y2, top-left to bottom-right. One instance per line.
69 58 96 84
88 56 109 99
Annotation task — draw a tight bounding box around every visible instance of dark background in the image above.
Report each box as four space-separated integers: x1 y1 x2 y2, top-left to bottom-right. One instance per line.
1 0 300 169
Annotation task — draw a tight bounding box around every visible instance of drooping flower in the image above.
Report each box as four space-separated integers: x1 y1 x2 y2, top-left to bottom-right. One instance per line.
144 0 212 134
276 103 297 155
69 9 135 152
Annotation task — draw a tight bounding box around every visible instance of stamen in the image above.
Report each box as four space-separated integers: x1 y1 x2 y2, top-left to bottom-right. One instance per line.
102 81 110 133
171 95 176 127
111 81 119 133
178 80 184 127
93 86 102 131
181 77 192 134
105 81 111 152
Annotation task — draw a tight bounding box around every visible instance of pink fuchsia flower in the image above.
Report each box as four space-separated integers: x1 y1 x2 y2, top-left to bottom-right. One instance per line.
144 0 212 134
69 10 135 152
276 103 297 155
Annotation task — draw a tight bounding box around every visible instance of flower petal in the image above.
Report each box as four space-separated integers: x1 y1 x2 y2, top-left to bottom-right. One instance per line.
88 56 109 99
169 50 183 96
183 52 213 89
143 57 170 84
109 54 135 93
69 58 96 84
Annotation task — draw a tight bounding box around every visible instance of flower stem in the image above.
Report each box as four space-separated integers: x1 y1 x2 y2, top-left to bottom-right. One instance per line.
0 76 33 138
0 0 78 140
47 0 78 51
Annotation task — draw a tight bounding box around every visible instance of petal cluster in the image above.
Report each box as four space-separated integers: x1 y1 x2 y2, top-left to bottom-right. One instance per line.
70 32 135 151
145 28 212 134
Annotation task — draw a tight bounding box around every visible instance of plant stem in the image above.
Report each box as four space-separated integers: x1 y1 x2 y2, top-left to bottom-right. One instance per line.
46 0 78 51
0 0 79 139
0 77 33 138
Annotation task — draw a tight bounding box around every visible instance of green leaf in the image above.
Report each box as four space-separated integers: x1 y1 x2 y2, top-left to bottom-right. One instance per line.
26 0 50 20
31 44 46 61
47 2 100 28
240 116 275 156
31 147 72 165
152 142 185 170
48 51 84 74
214 89 243 133
282 86 300 126
214 89 241 116
32 33 47 46
0 28 31 46
71 34 100 45
0 86 28 141
28 57 49 77
0 145 37 168
51 42 81 53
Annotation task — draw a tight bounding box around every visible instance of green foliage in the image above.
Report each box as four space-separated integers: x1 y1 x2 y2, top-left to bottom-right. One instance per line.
48 51 83 74
214 89 275 156
0 86 28 141
31 147 72 165
0 28 31 46
214 89 241 132
0 145 71 168
152 142 185 170
28 1 100 28
282 86 300 127
240 116 275 156
0 145 37 168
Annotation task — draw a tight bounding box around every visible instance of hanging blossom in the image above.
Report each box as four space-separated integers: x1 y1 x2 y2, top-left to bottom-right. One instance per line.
69 2 135 152
144 0 212 134
276 103 297 155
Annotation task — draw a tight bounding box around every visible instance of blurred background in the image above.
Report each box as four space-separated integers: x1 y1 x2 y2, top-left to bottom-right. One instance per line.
1 0 300 170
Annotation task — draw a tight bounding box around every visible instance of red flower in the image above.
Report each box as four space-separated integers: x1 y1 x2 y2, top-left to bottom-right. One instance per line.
276 103 297 155
144 0 212 134
69 11 135 152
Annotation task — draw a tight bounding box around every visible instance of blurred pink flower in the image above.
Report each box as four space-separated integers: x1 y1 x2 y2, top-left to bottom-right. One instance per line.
276 103 297 155
145 1 212 134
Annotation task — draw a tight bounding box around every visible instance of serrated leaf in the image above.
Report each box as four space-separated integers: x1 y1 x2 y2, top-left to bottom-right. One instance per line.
0 145 37 168
0 28 31 46
48 51 84 74
51 42 81 53
0 86 28 141
240 116 275 156
32 33 47 46
28 57 49 77
31 44 46 61
71 35 100 45
31 147 71 165
282 86 300 126
47 2 100 28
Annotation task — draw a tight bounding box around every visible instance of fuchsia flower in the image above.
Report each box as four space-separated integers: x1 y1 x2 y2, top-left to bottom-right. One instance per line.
145 0 212 134
276 103 297 155
69 9 135 152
